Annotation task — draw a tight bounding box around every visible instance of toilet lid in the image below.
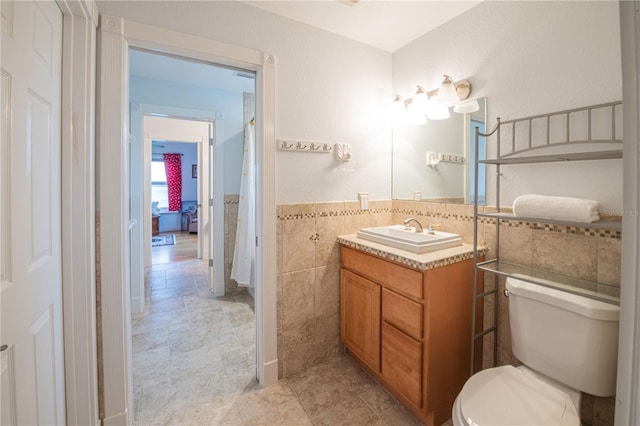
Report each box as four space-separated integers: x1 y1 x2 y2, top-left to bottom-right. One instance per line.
459 366 580 426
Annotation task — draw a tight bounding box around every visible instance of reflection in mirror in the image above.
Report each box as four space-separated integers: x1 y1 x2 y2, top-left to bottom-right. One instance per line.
392 98 487 204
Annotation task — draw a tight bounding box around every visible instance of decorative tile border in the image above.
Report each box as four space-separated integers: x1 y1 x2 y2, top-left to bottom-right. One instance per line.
276 202 622 240
316 211 342 218
531 222 621 239
224 195 240 205
480 217 621 239
337 237 489 271
278 212 317 220
392 208 449 220
278 207 391 221
342 207 391 216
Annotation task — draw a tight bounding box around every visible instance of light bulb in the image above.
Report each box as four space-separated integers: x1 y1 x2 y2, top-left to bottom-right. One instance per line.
453 99 480 114
427 96 450 120
437 75 460 106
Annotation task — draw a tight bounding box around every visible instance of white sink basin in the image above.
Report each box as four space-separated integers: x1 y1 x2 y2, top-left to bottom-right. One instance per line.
356 225 463 254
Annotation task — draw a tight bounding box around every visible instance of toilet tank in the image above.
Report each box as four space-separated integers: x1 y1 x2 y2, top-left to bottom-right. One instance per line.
506 277 619 397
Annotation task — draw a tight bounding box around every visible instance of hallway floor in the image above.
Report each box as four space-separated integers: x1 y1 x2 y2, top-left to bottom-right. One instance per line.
132 232 425 425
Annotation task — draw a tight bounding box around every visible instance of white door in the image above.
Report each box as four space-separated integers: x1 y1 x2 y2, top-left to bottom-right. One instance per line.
0 1 65 424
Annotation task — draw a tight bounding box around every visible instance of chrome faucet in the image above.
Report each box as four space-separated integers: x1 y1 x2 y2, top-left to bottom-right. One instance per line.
403 218 424 233
427 223 443 235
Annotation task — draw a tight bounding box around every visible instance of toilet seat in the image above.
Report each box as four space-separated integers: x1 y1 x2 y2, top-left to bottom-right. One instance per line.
457 365 580 426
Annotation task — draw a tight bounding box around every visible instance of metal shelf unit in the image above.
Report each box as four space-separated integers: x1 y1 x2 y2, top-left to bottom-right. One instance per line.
470 101 623 376
480 149 622 165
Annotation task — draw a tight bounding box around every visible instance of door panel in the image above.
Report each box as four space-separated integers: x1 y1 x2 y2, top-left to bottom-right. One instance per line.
1 347 17 425
340 269 380 371
1 70 12 283
0 1 65 424
31 308 58 423
28 91 54 263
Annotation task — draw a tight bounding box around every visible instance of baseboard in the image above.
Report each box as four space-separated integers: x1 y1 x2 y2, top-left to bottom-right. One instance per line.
158 226 181 232
102 409 128 426
261 358 278 387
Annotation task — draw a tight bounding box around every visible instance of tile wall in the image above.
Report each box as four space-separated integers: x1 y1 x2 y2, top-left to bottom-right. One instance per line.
276 199 621 425
275 200 392 378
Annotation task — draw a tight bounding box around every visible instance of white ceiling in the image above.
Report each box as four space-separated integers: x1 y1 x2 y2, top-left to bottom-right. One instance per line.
242 0 482 52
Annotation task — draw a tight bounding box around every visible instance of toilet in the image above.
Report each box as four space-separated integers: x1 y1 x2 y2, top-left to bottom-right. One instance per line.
452 277 620 426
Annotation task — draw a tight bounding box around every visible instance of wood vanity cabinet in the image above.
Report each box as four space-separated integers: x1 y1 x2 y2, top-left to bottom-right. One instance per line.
340 245 482 426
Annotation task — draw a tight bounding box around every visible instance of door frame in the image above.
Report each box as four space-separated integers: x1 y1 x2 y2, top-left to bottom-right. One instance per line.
57 1 99 424
617 1 640 424
129 109 221 314
97 15 277 424
141 112 214 263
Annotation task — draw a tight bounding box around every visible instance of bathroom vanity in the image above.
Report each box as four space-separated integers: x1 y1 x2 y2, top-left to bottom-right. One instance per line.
338 235 483 426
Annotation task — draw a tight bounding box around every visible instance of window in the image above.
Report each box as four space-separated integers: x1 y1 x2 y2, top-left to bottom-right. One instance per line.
151 160 169 209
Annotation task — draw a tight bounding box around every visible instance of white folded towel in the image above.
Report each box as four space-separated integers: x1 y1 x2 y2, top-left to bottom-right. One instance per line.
512 194 600 223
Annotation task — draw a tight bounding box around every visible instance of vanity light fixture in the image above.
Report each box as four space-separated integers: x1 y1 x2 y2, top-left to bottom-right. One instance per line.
436 75 464 106
453 99 480 113
393 75 473 125
404 97 427 125
410 85 429 114
426 96 450 120
392 74 480 125
443 75 472 106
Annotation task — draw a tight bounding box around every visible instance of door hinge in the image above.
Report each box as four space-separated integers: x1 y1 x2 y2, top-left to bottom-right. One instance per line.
209 137 214 146
256 236 259 247
209 259 213 267
209 199 213 207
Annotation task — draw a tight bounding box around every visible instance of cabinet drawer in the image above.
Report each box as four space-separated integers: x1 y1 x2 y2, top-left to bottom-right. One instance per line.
341 246 423 299
381 322 422 409
382 288 423 340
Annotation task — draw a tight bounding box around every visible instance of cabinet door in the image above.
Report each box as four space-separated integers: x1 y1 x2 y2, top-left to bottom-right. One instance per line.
381 322 423 408
341 269 381 371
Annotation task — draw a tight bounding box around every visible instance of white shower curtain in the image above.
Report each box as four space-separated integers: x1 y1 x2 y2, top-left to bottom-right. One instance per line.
231 123 255 287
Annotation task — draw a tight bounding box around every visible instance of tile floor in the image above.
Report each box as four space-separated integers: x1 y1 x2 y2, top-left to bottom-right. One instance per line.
132 233 427 425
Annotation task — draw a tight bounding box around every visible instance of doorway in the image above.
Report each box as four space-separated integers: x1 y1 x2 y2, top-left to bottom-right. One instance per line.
130 112 215 313
98 18 277 422
149 138 200 264
128 49 259 422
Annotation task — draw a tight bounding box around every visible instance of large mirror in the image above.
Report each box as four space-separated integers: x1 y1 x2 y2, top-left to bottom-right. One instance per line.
392 98 487 204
